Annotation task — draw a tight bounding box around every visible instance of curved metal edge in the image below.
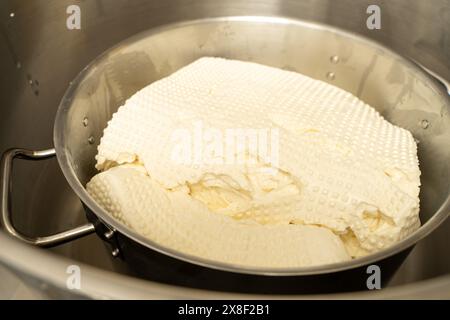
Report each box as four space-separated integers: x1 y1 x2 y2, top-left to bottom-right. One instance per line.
0 148 95 248
54 16 450 276
410 59 450 96
1 231 449 299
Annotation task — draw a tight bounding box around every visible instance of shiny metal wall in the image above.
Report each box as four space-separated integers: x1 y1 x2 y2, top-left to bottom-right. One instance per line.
1 1 449 150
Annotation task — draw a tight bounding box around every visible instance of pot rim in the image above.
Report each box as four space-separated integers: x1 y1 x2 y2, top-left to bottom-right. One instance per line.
53 15 450 277
1 232 449 298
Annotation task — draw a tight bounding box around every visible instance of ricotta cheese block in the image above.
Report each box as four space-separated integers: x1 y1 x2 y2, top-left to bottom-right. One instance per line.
88 57 421 266
87 165 351 267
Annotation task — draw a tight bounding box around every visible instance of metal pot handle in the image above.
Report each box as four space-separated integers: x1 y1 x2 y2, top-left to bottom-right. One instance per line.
0 148 95 247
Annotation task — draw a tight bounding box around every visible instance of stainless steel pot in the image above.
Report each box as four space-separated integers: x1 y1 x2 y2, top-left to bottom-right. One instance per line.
2 16 449 293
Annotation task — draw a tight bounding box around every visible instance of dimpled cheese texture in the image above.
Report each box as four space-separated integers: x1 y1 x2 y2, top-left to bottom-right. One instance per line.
87 165 351 267
92 57 421 260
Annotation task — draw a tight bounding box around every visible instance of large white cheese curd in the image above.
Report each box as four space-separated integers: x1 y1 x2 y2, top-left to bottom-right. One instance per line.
88 165 351 267
88 57 421 267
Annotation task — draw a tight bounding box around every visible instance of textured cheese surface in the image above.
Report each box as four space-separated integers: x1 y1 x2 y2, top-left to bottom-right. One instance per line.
90 57 421 265
87 165 351 267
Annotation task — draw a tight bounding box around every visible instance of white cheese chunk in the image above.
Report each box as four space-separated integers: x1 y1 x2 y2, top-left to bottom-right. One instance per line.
90 57 421 264
87 165 351 267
